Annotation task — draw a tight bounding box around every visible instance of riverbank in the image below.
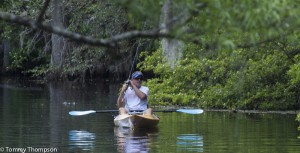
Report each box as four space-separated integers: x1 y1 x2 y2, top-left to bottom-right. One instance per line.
205 109 300 115
1 76 300 115
152 106 300 115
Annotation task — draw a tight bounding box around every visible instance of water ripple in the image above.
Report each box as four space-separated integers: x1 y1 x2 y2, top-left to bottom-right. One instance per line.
177 134 204 152
68 130 96 151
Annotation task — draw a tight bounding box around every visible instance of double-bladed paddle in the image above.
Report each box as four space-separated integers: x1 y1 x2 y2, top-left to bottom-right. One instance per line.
69 109 204 116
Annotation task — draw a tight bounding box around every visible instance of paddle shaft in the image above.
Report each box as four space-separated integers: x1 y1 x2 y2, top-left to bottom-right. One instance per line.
95 109 178 113
69 109 203 116
95 110 119 113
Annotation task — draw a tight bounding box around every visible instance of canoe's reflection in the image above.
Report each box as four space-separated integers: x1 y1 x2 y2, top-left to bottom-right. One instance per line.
114 127 159 153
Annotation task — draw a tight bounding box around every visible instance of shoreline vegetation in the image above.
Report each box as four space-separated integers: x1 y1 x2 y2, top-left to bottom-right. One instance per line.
152 106 300 115
206 109 300 115
0 76 299 114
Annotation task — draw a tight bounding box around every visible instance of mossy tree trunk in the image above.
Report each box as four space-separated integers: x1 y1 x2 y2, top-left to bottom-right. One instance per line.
50 0 69 69
2 39 10 69
160 0 183 68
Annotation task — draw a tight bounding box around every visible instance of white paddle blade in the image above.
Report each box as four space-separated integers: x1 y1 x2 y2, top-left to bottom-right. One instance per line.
176 109 204 114
69 110 96 116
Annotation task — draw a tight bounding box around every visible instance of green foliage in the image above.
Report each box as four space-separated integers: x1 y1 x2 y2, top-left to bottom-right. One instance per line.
297 112 300 137
67 0 129 38
1 0 133 78
135 0 300 110
61 45 106 78
139 42 299 110
2 0 300 112
117 0 161 29
27 64 49 78
8 31 49 72
297 113 300 122
288 55 300 85
1 0 49 74
58 0 137 79
181 0 300 50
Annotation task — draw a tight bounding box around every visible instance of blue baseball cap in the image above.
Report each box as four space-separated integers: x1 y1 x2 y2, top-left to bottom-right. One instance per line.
131 71 143 79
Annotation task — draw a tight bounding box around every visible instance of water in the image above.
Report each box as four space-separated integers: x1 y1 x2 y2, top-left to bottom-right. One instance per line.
0 78 300 153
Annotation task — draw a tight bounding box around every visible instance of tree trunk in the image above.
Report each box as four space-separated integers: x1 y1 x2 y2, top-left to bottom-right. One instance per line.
160 0 183 68
0 41 3 69
50 0 68 68
3 39 10 69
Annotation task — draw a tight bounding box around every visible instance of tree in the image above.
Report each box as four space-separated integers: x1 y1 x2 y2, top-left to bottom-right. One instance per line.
0 0 158 79
160 0 184 68
50 0 68 68
1 0 300 111
137 0 300 110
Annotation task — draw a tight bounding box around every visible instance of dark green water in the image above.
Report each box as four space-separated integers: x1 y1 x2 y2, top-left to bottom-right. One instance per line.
0 78 300 153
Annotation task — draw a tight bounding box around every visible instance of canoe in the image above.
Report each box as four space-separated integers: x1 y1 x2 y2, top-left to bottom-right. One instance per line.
114 114 160 129
114 126 158 137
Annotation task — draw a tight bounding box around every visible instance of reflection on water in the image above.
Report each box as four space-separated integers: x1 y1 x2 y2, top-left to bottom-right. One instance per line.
1 78 300 153
177 134 204 152
68 130 96 151
114 127 158 153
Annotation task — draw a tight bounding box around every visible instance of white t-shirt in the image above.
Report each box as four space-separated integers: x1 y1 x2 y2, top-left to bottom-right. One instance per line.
124 86 149 111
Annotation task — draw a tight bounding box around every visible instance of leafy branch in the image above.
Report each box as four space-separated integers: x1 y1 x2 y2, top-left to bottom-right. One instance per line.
0 11 170 48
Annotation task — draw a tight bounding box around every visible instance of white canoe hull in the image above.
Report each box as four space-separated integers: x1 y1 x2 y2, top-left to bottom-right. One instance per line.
114 114 132 128
114 114 159 129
